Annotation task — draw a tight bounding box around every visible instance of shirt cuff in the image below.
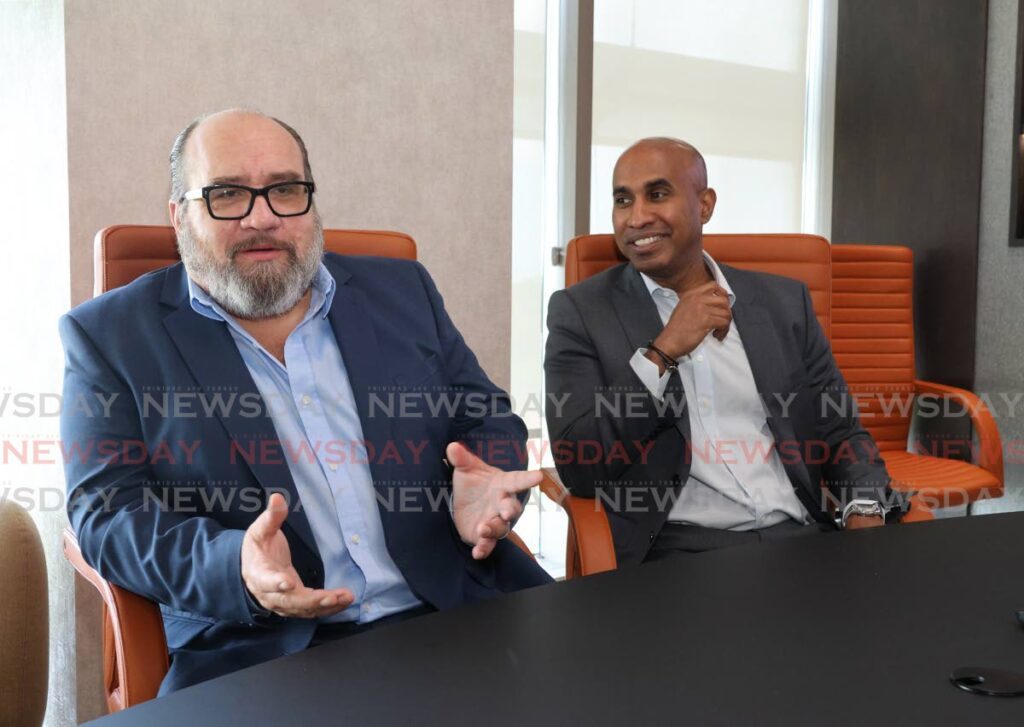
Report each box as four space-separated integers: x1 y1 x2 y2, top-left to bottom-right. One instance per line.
630 348 671 401
243 584 274 619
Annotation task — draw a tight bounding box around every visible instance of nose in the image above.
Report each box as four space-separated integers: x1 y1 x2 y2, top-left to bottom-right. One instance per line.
627 198 655 229
240 192 281 231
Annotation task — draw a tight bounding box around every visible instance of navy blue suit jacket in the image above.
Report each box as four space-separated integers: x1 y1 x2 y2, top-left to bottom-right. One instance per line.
60 253 551 693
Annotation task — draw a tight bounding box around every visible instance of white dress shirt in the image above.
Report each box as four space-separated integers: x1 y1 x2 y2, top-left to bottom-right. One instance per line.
628 252 809 530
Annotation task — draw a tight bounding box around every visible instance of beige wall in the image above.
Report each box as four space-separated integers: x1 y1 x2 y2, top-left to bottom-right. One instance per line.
65 0 515 387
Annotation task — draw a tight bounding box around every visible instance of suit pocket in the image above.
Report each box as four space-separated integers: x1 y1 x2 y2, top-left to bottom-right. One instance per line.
162 613 216 650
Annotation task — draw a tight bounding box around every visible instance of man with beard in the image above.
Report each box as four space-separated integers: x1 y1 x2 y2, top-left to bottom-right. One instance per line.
60 109 551 695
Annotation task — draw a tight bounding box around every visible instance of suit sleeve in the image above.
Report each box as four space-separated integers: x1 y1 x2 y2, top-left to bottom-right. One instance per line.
798 284 902 511
412 262 529 472
60 314 257 624
544 289 687 498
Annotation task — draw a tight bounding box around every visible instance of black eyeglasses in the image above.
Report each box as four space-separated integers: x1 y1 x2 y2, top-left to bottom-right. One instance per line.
183 181 315 220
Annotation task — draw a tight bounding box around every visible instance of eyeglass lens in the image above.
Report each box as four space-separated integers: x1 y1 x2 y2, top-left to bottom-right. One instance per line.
208 183 311 218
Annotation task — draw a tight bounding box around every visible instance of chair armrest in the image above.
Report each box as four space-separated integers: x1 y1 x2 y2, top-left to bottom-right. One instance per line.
539 468 617 578
901 494 935 523
913 379 1004 484
63 527 168 711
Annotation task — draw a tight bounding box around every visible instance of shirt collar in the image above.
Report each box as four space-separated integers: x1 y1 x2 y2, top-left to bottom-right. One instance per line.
639 250 736 308
187 261 337 324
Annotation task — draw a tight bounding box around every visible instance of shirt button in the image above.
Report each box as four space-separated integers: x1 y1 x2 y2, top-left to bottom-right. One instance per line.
301 394 312 406
351 534 361 545
695 353 704 362
361 604 371 613
700 398 709 408
329 463 339 472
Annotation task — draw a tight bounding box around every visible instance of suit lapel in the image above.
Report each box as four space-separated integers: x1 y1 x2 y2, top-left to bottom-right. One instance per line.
324 266 395 503
611 265 666 354
612 265 689 434
721 265 816 501
160 266 319 556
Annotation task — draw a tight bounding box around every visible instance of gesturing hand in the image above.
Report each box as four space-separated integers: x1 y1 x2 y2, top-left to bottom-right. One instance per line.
241 493 355 619
652 281 732 360
447 441 542 560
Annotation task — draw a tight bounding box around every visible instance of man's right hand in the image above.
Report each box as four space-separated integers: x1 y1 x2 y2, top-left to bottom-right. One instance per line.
241 493 355 619
649 281 732 365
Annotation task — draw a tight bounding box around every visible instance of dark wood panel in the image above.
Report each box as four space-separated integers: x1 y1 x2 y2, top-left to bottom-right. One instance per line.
1009 4 1024 244
832 0 988 390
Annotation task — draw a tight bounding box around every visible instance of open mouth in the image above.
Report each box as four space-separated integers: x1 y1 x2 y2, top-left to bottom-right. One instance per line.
630 234 668 249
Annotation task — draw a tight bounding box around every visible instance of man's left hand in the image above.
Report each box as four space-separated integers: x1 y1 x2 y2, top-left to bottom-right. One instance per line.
845 514 885 530
447 441 542 560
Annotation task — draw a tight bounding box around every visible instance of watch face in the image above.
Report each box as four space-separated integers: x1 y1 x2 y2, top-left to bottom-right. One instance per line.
843 500 885 527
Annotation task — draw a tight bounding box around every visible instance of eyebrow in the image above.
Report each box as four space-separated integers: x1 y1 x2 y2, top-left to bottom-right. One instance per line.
644 178 672 191
613 178 673 196
207 171 305 185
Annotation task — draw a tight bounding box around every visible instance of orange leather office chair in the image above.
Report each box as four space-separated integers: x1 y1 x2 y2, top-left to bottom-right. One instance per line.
92 224 418 295
66 224 534 713
540 233 934 580
830 244 1002 509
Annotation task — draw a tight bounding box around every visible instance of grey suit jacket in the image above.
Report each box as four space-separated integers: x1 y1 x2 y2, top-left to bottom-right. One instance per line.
544 260 897 566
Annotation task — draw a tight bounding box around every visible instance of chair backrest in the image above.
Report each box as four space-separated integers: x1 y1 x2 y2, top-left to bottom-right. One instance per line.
94 224 417 295
73 224 419 712
0 501 48 727
564 233 832 337
830 244 915 451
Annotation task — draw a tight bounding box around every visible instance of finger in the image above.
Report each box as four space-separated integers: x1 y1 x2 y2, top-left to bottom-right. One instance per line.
495 468 543 495
702 295 732 311
446 440 487 472
477 516 505 540
266 587 355 619
705 312 732 329
477 518 512 540
496 496 524 523
250 492 290 543
712 325 730 341
472 538 497 560
249 567 298 595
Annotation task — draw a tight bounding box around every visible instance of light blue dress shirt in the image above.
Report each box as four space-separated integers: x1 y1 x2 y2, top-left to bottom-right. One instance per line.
188 264 422 623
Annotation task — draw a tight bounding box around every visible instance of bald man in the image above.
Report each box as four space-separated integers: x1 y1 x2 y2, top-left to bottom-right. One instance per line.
544 138 906 566
60 109 551 694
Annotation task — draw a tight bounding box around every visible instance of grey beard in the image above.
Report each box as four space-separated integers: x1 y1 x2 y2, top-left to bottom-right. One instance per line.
177 217 324 320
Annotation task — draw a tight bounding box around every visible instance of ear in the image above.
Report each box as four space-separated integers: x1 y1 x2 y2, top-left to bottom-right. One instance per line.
699 187 717 224
168 198 182 234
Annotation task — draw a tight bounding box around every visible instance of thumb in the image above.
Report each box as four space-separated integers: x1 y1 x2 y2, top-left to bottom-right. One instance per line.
446 441 482 471
251 492 289 543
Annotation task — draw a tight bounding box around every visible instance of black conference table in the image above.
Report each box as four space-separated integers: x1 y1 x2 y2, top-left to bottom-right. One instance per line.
90 512 1024 725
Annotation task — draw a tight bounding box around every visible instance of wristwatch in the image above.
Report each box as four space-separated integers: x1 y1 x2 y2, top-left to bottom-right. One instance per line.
840 499 886 529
